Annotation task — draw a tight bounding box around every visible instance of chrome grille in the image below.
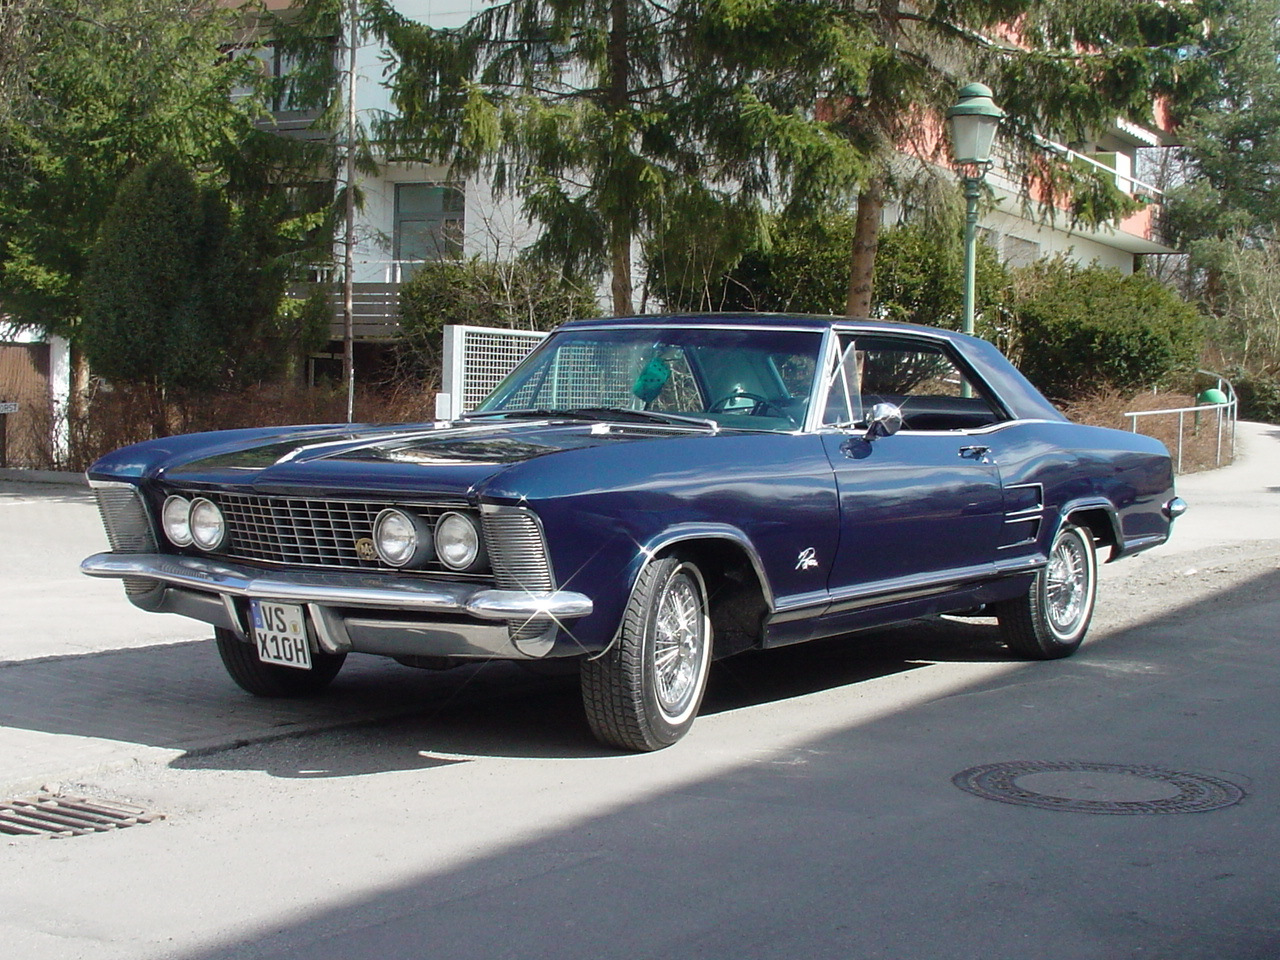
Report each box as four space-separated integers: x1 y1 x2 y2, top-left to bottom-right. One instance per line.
483 507 557 644
92 482 156 553
201 492 477 577
483 508 555 592
91 481 161 598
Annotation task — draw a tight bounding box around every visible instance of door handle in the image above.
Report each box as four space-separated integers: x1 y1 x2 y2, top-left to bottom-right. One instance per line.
959 445 990 460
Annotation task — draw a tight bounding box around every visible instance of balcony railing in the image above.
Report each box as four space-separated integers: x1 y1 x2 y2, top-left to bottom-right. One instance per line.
291 261 444 342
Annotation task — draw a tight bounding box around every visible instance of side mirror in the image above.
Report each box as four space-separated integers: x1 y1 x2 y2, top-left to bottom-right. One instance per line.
865 402 903 441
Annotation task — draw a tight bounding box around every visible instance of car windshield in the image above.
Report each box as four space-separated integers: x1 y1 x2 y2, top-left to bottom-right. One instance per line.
473 326 823 432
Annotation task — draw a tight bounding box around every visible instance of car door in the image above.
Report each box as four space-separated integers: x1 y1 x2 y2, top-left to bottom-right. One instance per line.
818 333 1007 609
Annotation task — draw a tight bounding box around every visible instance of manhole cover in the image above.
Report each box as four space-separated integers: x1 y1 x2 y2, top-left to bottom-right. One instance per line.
953 761 1245 815
0 794 163 838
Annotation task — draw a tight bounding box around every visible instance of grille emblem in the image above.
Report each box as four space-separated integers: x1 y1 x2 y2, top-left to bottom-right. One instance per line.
354 538 378 561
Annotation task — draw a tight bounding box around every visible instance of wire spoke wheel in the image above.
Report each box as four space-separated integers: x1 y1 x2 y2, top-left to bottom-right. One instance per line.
652 570 707 719
581 556 713 751
1045 531 1090 638
993 522 1097 659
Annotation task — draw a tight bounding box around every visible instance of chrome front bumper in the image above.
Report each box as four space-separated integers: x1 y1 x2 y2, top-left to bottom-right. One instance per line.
81 552 594 660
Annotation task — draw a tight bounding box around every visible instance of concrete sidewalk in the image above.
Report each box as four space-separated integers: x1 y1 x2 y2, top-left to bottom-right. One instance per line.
0 422 1276 795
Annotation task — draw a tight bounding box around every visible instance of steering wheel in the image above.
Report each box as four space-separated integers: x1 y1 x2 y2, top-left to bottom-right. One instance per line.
708 391 786 418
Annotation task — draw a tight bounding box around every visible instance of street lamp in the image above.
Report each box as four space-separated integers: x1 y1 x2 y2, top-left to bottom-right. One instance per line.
946 82 1005 338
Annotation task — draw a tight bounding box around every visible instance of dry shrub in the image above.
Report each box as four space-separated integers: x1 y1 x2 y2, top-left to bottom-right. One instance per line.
1063 389 1236 474
41 380 1237 477
65 378 440 471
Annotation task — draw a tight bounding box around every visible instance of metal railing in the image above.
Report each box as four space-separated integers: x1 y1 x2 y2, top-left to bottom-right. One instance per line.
1125 370 1238 474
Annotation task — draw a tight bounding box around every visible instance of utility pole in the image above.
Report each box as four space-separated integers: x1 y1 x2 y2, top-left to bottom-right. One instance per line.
341 0 359 423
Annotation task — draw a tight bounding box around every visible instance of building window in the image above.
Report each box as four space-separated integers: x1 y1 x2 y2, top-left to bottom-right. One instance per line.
394 182 465 268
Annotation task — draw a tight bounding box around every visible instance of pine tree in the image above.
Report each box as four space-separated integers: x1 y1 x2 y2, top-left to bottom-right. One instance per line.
382 0 1203 317
380 0 865 314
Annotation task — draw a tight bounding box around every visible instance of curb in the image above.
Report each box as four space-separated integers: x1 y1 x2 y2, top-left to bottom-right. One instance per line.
0 468 86 486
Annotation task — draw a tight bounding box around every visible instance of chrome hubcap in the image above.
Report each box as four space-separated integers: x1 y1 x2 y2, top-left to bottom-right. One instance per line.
1046 532 1089 636
652 568 706 719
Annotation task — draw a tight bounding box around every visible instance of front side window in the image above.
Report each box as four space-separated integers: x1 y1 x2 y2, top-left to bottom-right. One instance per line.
821 336 1004 431
477 326 824 432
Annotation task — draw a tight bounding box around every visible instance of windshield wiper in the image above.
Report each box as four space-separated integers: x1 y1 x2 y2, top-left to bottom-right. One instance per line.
464 407 719 432
570 408 719 432
462 408 596 421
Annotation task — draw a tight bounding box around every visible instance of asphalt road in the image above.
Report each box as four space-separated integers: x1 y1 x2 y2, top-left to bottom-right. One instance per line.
0 425 1277 960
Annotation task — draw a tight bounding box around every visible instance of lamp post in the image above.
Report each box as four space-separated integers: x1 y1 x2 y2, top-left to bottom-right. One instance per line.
946 83 1005 339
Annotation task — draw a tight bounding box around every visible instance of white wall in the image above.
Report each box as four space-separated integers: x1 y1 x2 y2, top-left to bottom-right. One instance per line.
983 206 1134 273
344 2 538 283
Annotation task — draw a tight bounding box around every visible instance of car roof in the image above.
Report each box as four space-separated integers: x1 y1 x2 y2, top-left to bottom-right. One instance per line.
560 313 974 341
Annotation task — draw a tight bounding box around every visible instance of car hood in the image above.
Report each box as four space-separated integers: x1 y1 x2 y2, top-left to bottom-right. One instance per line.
90 419 685 499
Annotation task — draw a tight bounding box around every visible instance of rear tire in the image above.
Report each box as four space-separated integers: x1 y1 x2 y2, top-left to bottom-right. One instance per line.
581 556 712 751
993 522 1097 659
215 626 346 697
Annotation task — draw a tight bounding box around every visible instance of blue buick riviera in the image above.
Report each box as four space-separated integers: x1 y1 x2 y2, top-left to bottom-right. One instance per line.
83 314 1185 750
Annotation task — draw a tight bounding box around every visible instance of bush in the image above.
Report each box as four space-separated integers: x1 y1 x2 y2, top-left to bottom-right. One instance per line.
1225 367 1280 424
80 156 302 421
396 258 598 380
647 210 1008 334
1009 258 1204 401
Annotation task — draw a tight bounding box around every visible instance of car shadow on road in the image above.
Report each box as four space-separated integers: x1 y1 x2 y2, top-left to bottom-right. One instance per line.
166 567 1280 960
0 615 1019 776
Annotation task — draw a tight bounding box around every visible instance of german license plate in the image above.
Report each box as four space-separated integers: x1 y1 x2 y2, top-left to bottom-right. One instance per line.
250 599 313 670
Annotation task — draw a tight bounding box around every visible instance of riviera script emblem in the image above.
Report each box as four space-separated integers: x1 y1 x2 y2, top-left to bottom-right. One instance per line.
796 547 819 571
354 538 378 562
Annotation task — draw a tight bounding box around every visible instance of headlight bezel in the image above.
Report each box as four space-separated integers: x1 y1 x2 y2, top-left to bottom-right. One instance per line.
373 507 435 568
161 495 193 547
434 510 489 573
187 497 227 552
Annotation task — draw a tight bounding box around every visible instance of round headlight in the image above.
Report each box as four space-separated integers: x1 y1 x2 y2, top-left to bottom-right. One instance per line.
188 498 226 551
434 511 488 572
162 495 193 546
373 508 434 568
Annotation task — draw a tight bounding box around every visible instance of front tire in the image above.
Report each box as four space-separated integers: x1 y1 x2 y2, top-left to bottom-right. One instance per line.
215 627 346 697
993 522 1098 659
581 556 713 751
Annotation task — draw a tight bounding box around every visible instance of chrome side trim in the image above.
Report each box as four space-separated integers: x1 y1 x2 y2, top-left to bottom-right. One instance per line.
1114 533 1169 558
81 553 593 621
781 561 1001 616
641 523 777 611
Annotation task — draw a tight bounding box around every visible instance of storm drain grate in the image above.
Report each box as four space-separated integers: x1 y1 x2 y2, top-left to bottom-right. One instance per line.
0 794 163 838
953 761 1246 815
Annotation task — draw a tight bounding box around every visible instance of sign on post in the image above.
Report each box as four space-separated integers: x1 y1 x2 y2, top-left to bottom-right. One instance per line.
0 402 17 414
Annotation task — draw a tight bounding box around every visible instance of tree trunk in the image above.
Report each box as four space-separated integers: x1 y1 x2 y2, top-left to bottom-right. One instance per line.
607 0 633 316
846 179 884 318
611 225 633 315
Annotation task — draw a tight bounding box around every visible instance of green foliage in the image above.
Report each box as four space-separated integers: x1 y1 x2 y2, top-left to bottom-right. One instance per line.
1225 367 1280 424
396 258 598 378
647 208 1008 334
382 0 1201 314
873 221 1011 343
1010 258 1205 400
0 0 332 345
1162 0 1280 245
380 0 865 312
81 157 299 396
